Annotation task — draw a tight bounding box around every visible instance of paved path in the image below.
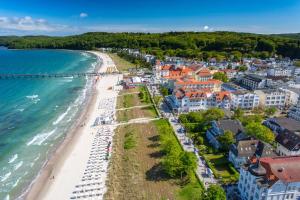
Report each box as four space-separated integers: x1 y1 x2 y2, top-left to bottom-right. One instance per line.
147 84 217 188
116 104 152 111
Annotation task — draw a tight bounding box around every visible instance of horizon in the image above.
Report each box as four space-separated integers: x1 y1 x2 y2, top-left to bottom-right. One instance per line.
1 0 300 36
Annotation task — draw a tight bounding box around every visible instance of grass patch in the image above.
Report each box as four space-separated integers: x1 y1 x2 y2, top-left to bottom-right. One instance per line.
108 53 135 71
177 182 204 200
124 131 136 150
123 94 134 108
117 105 158 122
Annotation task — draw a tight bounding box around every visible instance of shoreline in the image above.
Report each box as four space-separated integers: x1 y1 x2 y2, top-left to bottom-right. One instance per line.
24 51 119 200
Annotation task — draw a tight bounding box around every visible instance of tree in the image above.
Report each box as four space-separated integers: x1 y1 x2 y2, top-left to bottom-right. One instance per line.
241 114 263 126
160 86 169 97
255 39 275 53
233 108 244 120
265 107 277 117
213 72 228 82
245 122 275 143
218 130 235 151
180 152 197 178
205 185 226 200
204 108 225 122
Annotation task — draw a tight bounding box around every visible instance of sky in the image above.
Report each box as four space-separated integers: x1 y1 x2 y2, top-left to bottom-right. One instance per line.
0 0 300 36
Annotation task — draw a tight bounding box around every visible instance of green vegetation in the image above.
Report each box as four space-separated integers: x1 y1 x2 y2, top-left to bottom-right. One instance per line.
217 130 235 151
139 86 151 104
123 94 134 108
205 185 226 200
116 51 152 69
153 95 163 106
213 72 228 82
124 131 136 150
265 106 277 117
108 53 135 71
160 86 169 97
1 32 300 59
245 122 275 143
295 60 300 67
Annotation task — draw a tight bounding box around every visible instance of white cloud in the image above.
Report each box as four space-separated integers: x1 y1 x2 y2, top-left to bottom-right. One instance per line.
203 25 209 31
79 13 88 18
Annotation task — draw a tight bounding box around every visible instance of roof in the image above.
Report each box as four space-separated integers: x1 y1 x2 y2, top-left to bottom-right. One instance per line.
216 119 244 135
214 91 231 101
175 88 212 100
244 74 266 82
175 79 222 85
260 156 300 183
270 117 300 132
254 141 277 158
161 65 172 70
230 140 259 157
275 130 300 151
196 68 212 77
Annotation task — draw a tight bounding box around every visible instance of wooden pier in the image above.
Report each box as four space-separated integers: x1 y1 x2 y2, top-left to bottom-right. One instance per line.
0 72 121 79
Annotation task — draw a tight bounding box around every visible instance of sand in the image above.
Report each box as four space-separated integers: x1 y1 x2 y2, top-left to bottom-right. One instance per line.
24 51 122 200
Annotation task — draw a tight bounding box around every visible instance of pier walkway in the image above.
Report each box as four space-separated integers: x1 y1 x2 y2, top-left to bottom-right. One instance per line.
0 72 121 79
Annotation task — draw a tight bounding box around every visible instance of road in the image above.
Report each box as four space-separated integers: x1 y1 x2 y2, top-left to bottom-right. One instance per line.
147 83 217 188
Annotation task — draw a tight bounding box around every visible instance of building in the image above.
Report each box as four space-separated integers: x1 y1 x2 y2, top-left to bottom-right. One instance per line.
263 117 300 134
267 68 293 77
231 91 260 110
174 79 222 92
238 156 300 200
170 89 231 113
289 99 300 121
254 89 287 108
275 130 300 156
195 67 213 81
240 74 269 90
206 119 244 149
229 141 276 170
219 69 238 79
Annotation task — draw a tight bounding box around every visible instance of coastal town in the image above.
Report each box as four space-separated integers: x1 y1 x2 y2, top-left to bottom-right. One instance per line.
109 48 300 200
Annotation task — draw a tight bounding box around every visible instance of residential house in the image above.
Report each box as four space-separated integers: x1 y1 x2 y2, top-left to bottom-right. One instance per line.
229 141 276 170
238 156 300 200
275 130 300 156
174 79 222 92
206 119 244 149
267 67 293 77
263 117 300 134
219 69 238 79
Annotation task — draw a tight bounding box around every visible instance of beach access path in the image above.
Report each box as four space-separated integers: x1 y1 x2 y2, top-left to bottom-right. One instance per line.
25 51 122 200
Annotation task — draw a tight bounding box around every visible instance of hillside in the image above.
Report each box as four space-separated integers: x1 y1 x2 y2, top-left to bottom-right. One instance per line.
1 31 300 59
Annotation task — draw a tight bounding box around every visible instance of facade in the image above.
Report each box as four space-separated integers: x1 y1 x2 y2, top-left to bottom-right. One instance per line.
231 91 260 110
289 99 300 121
240 74 268 90
206 119 244 149
238 156 300 200
255 89 287 108
194 67 213 81
267 68 293 77
171 89 231 112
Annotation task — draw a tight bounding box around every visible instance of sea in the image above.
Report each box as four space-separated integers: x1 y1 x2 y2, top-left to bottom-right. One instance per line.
0 49 100 199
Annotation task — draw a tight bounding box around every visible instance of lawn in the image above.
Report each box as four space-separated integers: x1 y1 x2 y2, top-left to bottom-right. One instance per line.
116 105 157 122
108 53 136 72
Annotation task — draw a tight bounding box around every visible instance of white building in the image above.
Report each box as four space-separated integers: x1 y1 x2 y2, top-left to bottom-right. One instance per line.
238 156 300 200
240 74 269 90
231 91 260 110
267 68 292 77
254 89 287 108
289 99 300 121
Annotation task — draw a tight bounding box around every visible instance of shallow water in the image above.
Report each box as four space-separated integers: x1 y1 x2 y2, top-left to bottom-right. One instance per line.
0 49 99 199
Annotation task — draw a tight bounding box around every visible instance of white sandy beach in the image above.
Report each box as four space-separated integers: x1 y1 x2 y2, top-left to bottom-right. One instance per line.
25 51 122 200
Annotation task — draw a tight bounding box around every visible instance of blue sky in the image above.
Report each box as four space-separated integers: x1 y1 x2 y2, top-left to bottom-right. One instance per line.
0 0 300 35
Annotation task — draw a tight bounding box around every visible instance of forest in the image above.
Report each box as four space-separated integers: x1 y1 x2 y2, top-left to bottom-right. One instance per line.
1 31 300 60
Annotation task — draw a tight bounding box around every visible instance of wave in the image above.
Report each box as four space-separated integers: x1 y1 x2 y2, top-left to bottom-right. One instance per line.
53 106 71 125
5 194 9 200
14 161 23 171
8 154 18 164
17 108 24 112
26 95 38 99
1 172 11 182
12 177 21 188
26 128 57 146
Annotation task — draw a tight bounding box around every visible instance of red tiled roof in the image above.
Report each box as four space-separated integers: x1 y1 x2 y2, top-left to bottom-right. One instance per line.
260 156 300 183
197 68 212 77
175 79 222 85
161 65 172 70
215 91 231 101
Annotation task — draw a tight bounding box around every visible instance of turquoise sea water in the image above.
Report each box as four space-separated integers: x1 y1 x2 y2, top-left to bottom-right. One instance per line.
0 49 99 199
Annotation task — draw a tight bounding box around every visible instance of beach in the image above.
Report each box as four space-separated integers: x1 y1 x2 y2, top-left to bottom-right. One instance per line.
24 51 122 200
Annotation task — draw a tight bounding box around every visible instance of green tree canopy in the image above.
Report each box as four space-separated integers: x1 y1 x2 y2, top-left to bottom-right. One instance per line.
265 107 277 117
232 108 244 120
213 72 228 82
204 108 225 122
245 122 275 143
218 130 235 151
205 185 226 200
